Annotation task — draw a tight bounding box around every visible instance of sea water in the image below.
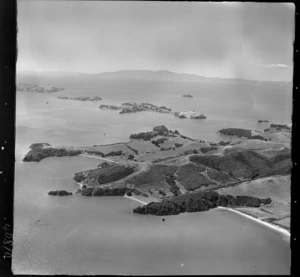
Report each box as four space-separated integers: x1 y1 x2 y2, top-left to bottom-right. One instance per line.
13 76 291 274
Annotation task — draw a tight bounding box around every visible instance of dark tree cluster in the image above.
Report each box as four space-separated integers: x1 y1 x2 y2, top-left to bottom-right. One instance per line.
189 148 290 179
270 124 291 131
23 148 82 162
85 150 123 157
133 191 271 216
130 131 158 141
48 190 72 196
218 128 264 140
165 175 181 196
201 146 218 153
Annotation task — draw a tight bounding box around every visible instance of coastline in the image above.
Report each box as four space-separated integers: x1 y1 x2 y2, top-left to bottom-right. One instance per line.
74 180 84 188
71 165 290 239
73 182 150 205
79 153 116 163
216 206 290 237
123 194 149 205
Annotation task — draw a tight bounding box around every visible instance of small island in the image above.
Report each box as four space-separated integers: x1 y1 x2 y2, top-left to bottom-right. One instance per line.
258 120 269 123
182 94 193 98
99 104 123 110
17 83 64 93
58 96 102 101
48 190 72 196
174 111 207 119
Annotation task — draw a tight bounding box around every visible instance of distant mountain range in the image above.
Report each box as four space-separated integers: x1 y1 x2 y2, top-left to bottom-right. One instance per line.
17 69 292 85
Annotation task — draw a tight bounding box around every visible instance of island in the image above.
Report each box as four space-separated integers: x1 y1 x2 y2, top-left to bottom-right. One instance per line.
182 94 193 98
17 83 64 93
24 123 291 231
57 96 102 101
99 102 207 119
48 190 72 196
99 102 172 114
258 120 269 123
99 104 122 110
174 111 207 119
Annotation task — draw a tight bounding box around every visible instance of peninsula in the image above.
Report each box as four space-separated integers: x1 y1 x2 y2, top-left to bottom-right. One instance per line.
23 122 291 231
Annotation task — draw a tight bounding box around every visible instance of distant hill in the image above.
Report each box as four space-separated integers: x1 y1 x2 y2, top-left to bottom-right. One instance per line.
17 69 291 86
95 70 209 82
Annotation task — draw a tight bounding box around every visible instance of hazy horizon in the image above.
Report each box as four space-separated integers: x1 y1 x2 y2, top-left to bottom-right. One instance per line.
17 1 294 82
17 68 293 84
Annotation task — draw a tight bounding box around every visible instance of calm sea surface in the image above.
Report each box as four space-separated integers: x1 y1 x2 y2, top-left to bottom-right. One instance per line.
13 76 291 274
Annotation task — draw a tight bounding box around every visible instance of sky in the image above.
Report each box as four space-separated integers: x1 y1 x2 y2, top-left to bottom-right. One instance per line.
17 1 295 82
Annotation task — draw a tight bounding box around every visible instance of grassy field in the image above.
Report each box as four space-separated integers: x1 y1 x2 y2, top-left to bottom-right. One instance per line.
216 175 290 229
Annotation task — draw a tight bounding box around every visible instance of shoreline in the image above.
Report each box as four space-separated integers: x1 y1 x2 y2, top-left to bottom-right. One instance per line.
74 180 83 188
73 181 290 238
79 153 116 163
73 182 149 205
216 206 290 237
123 194 149 205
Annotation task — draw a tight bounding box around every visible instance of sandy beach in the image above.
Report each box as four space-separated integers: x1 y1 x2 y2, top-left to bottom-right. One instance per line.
74 180 84 189
123 194 149 205
123 196 290 238
79 153 116 163
217 206 290 237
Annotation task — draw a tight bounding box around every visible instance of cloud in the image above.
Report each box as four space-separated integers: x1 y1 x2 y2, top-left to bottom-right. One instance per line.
255 64 290 68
